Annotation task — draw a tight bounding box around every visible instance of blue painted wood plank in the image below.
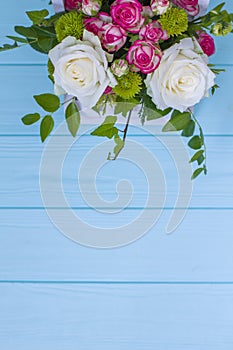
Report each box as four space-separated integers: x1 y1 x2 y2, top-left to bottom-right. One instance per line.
1 283 233 350
0 209 233 281
0 66 232 135
0 135 232 208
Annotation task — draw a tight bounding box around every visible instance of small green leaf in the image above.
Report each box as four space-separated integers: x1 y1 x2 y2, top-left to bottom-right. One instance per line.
197 154 205 165
34 93 60 113
191 167 204 180
40 115 54 142
91 116 118 139
65 102 80 137
26 9 49 25
113 134 124 158
114 98 138 117
188 135 203 149
37 36 58 53
162 112 191 132
189 150 204 163
21 113 40 125
6 35 28 43
14 25 37 38
181 120 195 137
143 95 171 120
0 42 18 52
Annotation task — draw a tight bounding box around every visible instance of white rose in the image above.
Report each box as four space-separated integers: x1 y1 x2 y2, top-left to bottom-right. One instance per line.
145 38 215 112
48 30 116 108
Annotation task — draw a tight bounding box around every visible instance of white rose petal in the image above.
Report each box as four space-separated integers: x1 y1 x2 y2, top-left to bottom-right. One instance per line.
145 38 215 112
48 30 116 109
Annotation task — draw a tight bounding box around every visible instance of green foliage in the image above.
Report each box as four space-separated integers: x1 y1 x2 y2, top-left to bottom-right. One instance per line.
191 167 205 180
65 101 80 137
40 115 54 142
142 95 171 122
114 97 139 118
91 116 118 139
0 42 18 52
188 135 203 149
34 93 60 113
181 119 195 137
21 113 40 125
26 9 49 25
162 111 191 132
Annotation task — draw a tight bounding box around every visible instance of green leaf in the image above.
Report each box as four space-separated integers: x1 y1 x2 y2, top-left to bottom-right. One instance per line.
191 167 204 180
114 98 138 117
21 113 40 125
188 135 203 149
34 93 60 113
26 9 49 25
196 154 205 165
189 150 204 163
91 116 118 139
0 42 18 52
14 25 38 38
6 35 28 43
181 119 195 137
37 36 58 53
113 134 124 158
65 102 80 137
211 84 219 95
40 115 54 142
162 112 191 132
143 95 171 120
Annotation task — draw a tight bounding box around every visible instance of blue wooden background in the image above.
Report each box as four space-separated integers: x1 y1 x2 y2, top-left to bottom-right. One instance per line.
1 1 233 348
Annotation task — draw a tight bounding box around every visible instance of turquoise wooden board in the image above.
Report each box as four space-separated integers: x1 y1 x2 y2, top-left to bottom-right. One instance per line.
1 1 233 349
0 136 233 208
1 284 233 350
0 209 233 281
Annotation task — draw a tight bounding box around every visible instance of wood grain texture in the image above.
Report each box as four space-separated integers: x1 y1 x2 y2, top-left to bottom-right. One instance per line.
0 209 233 281
0 136 233 208
1 1 233 349
1 283 233 350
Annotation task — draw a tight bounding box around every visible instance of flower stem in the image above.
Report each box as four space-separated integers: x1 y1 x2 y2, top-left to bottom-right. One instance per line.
112 109 132 160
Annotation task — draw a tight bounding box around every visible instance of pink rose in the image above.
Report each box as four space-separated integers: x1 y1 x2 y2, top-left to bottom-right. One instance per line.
102 23 127 52
65 0 81 11
151 0 170 15
126 40 162 74
139 21 169 43
172 0 200 16
197 30 215 56
82 0 102 16
110 0 145 34
84 17 104 36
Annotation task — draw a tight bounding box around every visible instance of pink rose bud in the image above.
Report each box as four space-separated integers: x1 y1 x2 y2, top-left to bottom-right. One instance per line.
197 30 215 56
111 59 129 77
102 23 127 52
110 0 145 34
65 0 82 11
84 17 104 36
98 12 113 23
151 0 170 15
126 40 162 74
104 86 113 94
139 21 169 43
172 0 199 16
142 6 154 18
82 0 102 16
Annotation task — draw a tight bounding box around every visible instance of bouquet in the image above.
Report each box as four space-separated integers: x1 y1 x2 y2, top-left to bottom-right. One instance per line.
1 0 233 179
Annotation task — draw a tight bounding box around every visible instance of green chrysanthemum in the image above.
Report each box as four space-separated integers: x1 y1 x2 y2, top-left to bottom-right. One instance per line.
159 7 188 36
113 72 142 99
55 11 83 42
